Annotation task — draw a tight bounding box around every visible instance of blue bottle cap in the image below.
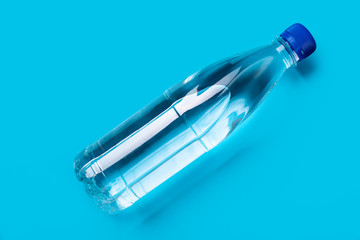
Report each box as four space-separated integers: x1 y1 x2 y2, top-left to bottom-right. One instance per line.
280 23 316 61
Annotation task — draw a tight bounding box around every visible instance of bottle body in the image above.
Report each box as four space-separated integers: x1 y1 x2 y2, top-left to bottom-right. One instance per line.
74 38 295 213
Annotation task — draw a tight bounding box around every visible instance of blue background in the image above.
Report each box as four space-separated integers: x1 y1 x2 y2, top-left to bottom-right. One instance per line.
1 0 359 239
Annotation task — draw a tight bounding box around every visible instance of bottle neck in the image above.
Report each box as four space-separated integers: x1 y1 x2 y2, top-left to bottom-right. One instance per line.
273 36 299 69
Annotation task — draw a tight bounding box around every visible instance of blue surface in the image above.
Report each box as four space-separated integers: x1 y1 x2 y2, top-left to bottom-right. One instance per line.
0 0 359 239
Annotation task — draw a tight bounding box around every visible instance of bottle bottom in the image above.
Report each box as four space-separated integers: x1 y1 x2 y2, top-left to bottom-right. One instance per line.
78 175 135 213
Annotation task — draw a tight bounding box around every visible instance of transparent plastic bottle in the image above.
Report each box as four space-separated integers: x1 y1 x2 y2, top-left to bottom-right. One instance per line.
74 23 316 213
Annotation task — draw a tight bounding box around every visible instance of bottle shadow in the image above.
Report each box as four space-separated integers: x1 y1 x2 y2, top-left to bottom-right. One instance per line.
284 54 319 82
108 54 319 227
107 140 256 227
140 143 255 224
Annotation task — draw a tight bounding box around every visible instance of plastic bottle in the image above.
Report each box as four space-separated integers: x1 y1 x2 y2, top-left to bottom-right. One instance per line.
74 23 316 213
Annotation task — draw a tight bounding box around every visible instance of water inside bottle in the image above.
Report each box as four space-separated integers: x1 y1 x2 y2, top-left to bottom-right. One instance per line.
79 85 241 210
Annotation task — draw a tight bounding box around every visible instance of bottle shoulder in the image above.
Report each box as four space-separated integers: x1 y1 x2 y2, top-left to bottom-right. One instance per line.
168 43 287 98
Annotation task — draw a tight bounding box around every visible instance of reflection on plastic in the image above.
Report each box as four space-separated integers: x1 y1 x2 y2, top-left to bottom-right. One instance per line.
81 85 235 210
